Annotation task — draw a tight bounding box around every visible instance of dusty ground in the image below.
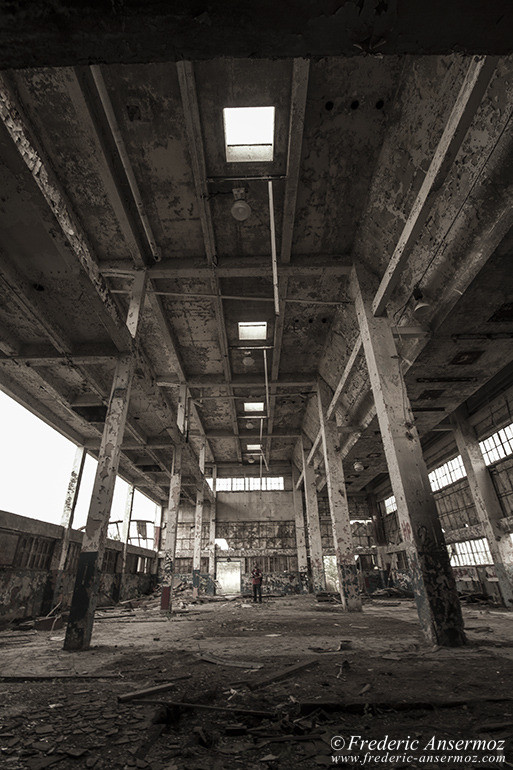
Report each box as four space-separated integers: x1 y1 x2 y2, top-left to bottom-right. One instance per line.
1 594 513 769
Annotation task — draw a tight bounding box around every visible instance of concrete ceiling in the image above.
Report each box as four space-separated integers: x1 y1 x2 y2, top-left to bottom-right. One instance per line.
1 49 513 503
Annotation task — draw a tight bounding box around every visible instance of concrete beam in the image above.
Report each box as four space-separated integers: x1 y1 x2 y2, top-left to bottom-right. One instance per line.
372 56 497 316
0 75 132 352
99 254 353 279
177 60 242 462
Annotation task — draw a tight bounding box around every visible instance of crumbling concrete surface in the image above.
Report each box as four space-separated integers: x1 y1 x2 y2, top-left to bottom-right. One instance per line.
0 595 512 768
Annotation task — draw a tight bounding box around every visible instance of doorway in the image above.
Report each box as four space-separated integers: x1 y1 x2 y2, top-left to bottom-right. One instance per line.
216 560 242 594
323 555 340 593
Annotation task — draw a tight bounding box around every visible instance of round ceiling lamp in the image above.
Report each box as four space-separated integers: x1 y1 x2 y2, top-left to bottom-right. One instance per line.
231 199 252 221
245 421 254 430
353 460 365 473
231 187 251 222
242 354 254 368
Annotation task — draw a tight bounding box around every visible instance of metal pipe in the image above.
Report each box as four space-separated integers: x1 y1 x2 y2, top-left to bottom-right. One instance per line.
268 180 280 316
263 349 270 418
89 65 161 262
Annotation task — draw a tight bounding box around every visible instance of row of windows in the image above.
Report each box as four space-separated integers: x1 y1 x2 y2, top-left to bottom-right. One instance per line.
206 476 284 492
383 420 513 510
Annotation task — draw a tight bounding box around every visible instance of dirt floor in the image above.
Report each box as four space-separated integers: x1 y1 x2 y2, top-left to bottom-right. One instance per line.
1 593 513 769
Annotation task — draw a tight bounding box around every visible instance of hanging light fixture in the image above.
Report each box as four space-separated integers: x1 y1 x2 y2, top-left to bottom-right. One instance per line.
353 460 364 473
231 188 251 221
412 286 431 321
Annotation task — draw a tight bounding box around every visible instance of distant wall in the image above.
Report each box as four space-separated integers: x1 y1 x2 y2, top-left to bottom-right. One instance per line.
0 510 158 624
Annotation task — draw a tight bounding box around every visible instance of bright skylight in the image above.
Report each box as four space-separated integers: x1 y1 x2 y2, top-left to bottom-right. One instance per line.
247 443 262 451
223 107 275 163
238 321 267 340
244 402 264 413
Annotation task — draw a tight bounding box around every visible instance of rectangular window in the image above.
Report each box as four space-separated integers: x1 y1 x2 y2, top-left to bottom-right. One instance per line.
428 455 466 491
244 402 264 413
384 495 397 514
223 106 275 163
247 443 262 451
211 476 284 492
238 322 267 341
448 537 493 567
480 422 513 465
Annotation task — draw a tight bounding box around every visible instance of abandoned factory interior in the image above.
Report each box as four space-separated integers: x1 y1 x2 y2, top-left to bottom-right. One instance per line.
2 4 513 769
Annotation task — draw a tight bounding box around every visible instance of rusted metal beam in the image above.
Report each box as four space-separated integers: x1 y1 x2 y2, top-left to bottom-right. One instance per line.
317 378 362 611
372 56 497 316
156 375 317 389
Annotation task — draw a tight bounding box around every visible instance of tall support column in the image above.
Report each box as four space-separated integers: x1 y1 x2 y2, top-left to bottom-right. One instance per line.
367 493 389 588
51 446 86 608
160 444 182 612
352 267 465 646
192 441 206 598
207 466 217 580
120 484 135 599
59 446 86 568
452 408 513 607
317 379 362 611
63 353 136 650
301 437 326 593
291 465 309 593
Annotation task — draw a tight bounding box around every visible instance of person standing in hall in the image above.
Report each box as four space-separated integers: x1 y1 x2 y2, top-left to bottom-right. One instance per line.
251 564 263 603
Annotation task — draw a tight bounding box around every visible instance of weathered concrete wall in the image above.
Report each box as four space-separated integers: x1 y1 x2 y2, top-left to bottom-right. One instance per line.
0 510 157 624
216 490 295 522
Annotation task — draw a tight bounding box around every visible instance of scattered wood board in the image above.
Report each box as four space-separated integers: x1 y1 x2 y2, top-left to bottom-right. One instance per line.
248 659 318 691
118 675 191 703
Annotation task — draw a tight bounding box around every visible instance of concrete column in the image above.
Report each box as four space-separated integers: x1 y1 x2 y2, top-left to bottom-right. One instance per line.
317 379 362 611
63 353 136 650
192 441 206 598
59 446 86 567
207 466 217 579
160 444 182 612
291 465 309 592
452 408 513 607
367 493 389 587
301 437 326 592
120 484 135 599
352 267 465 646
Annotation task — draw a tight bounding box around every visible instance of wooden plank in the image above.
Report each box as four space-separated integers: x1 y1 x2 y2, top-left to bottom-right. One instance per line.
248 659 318 690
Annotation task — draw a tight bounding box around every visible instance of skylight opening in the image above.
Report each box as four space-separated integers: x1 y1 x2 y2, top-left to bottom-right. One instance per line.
247 443 262 451
223 107 275 163
238 321 267 341
244 402 264 413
